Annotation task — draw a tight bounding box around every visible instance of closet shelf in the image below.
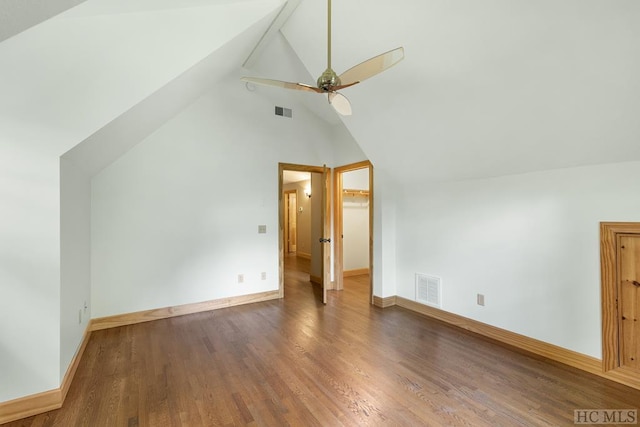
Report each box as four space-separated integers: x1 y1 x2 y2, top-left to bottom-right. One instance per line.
343 189 369 198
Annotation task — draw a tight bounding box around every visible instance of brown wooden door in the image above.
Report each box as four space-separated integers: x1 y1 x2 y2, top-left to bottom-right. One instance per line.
279 163 332 303
321 166 329 304
619 235 640 371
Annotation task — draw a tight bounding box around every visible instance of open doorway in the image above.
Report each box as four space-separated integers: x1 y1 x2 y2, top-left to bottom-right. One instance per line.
282 172 311 288
333 161 373 304
279 163 331 304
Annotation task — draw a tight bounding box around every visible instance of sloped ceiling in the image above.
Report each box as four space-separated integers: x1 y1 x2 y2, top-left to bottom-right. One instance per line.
281 0 640 183
0 0 88 42
63 3 284 176
0 0 285 160
2 0 640 185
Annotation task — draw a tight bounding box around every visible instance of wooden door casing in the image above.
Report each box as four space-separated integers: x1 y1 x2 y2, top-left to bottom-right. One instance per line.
279 163 331 303
601 222 640 382
619 235 640 370
333 161 374 304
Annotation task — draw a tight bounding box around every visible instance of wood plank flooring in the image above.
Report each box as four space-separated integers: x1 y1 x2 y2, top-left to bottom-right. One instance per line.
5 255 640 426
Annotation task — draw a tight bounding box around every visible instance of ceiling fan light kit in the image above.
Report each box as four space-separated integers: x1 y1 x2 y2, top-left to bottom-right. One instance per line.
241 0 404 116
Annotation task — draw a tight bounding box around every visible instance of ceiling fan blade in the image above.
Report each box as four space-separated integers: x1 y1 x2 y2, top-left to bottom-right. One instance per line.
241 77 323 93
331 81 360 91
337 47 405 86
328 92 352 116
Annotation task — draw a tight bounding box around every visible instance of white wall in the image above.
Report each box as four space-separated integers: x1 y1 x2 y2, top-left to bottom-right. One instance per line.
373 169 398 298
329 125 367 167
342 168 369 271
395 161 640 358
60 157 92 381
343 201 369 271
91 77 339 318
0 150 61 401
342 167 369 190
0 148 91 404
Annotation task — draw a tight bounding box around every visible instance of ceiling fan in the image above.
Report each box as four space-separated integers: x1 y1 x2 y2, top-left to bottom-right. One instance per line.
241 0 404 116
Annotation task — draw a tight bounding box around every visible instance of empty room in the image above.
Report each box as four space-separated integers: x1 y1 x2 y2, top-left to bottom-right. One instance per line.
2 0 640 425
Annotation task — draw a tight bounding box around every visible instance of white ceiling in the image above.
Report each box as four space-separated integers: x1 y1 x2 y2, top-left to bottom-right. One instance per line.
0 0 284 162
281 0 640 183
2 0 640 185
0 0 87 42
283 170 311 185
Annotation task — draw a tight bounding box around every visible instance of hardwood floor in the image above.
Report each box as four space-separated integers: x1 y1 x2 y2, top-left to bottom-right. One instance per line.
5 256 640 426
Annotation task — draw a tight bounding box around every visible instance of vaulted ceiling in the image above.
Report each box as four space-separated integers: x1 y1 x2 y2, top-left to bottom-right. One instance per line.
2 0 640 184
281 0 640 184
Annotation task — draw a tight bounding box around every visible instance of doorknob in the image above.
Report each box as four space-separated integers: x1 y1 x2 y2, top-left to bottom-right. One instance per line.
633 280 640 287
319 238 331 243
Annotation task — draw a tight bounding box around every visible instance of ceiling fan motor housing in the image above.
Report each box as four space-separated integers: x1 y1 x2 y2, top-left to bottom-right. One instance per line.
317 68 341 91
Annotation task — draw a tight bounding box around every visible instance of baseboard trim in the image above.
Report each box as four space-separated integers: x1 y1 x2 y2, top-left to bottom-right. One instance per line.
0 389 61 425
395 297 600 372
61 325 92 402
344 268 369 277
296 252 311 260
601 366 640 391
373 295 396 308
91 290 280 331
310 275 322 286
0 324 92 424
394 296 640 391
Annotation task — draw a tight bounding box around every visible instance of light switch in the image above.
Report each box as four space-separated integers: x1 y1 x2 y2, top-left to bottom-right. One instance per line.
258 225 267 234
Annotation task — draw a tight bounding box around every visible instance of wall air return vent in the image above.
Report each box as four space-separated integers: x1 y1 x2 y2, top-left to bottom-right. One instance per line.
416 273 441 308
275 106 292 118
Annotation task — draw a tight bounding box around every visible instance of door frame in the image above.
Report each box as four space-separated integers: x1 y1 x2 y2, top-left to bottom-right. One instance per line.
279 163 331 301
600 221 640 374
333 160 374 304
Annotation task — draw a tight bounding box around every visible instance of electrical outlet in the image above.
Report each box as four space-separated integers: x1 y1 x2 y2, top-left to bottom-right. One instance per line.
238 274 244 283
261 272 267 280
258 225 267 234
477 294 485 306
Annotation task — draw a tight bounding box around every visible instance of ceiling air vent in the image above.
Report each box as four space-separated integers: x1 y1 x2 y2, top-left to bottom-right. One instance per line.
275 106 292 118
416 273 441 308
